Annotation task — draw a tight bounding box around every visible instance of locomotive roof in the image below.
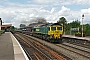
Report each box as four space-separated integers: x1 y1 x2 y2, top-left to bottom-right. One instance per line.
33 23 62 28
51 23 63 26
39 23 62 27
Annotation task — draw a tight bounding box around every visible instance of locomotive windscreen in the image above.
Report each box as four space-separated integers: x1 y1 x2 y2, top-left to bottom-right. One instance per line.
51 27 56 30
57 27 62 30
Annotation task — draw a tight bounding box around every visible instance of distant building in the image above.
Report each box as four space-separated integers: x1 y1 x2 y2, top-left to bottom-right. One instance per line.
20 17 49 31
0 18 12 31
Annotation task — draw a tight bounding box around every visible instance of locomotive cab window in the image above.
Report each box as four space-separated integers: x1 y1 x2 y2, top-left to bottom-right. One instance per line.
51 27 56 30
57 27 62 30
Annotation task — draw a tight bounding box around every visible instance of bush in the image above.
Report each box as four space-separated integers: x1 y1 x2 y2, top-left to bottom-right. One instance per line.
76 32 81 34
75 32 85 37
0 30 5 35
0 30 2 35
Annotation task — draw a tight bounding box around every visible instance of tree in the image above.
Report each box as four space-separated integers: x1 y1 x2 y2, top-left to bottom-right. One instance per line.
84 24 90 36
10 26 15 31
57 17 67 34
57 17 67 25
66 20 80 35
20 24 26 27
69 20 80 28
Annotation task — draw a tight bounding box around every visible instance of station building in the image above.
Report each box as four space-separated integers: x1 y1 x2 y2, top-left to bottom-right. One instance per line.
0 18 12 31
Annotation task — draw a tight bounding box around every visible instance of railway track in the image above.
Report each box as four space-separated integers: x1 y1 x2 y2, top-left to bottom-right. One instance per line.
63 37 90 48
14 32 90 60
14 34 34 60
15 34 52 60
14 32 67 60
56 43 90 59
63 43 90 53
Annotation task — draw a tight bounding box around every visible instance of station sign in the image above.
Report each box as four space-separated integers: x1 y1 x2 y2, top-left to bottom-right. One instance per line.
71 28 79 31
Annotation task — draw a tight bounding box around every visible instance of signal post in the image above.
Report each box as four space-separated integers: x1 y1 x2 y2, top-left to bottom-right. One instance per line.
82 14 84 37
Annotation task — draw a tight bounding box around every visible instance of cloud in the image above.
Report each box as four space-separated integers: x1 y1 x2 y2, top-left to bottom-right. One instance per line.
81 8 90 24
0 6 90 27
30 0 90 5
31 0 57 4
75 0 90 5
58 6 70 16
0 0 90 28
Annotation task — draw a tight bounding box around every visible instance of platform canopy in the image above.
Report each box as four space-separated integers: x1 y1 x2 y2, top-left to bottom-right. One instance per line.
1 24 12 30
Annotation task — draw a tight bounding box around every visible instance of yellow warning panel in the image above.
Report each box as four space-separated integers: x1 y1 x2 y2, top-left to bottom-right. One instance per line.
36 29 39 31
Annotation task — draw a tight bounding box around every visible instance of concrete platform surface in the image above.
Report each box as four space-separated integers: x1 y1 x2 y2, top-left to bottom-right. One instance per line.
0 32 14 60
0 32 29 60
63 35 90 41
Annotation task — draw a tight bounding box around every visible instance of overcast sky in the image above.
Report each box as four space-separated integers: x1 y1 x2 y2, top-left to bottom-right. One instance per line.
0 0 90 27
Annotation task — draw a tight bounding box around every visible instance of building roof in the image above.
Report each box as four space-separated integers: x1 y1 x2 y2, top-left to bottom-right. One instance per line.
1 24 12 28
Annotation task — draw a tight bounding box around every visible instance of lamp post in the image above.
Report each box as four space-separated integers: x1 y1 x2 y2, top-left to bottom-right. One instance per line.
0 18 2 31
82 14 84 37
0 20 1 31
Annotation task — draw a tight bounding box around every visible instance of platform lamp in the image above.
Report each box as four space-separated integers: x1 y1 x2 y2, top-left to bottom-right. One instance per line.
82 14 84 37
0 18 2 31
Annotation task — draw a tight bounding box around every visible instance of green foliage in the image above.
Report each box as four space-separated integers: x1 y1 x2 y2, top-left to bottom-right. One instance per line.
0 30 2 35
20 24 26 27
0 30 5 35
29 24 34 27
84 24 90 36
10 26 15 31
65 20 81 35
76 32 81 34
57 17 67 32
57 17 67 25
57 17 90 36
69 20 80 28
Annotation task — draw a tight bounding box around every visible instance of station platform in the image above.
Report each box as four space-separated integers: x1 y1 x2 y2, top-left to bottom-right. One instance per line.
63 35 90 41
0 32 29 60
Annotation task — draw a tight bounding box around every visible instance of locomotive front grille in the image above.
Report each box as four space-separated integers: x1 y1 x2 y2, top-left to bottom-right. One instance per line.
54 34 60 39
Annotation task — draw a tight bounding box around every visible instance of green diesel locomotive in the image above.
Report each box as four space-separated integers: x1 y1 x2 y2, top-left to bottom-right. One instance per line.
32 23 63 43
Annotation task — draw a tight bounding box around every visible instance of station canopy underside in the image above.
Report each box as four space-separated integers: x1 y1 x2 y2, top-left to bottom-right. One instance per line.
1 24 12 30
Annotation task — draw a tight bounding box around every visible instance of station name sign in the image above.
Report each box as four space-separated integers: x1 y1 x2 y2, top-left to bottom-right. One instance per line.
71 28 79 31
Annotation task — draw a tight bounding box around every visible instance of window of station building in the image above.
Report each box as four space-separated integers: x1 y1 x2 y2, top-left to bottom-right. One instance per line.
51 27 56 30
57 27 62 30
